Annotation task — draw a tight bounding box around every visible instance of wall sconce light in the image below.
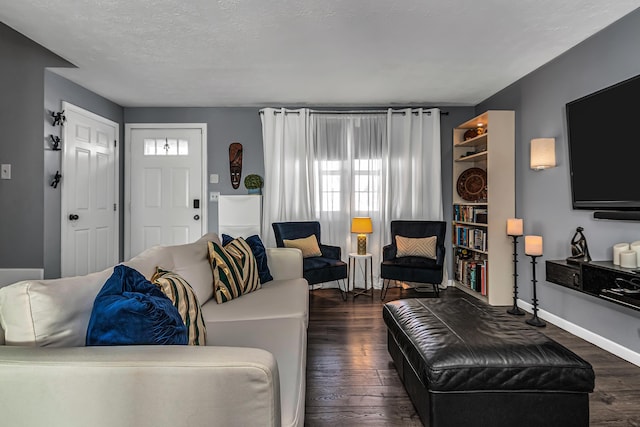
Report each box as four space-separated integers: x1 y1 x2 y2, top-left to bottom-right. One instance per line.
530 138 556 170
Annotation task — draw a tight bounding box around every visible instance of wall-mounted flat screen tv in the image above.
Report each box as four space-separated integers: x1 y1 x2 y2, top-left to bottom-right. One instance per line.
566 73 640 211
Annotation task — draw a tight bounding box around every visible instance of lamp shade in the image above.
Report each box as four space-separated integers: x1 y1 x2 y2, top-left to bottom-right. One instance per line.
530 138 556 170
351 217 372 234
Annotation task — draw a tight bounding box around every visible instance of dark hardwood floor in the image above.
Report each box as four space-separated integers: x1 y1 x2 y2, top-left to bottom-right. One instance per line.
304 286 640 426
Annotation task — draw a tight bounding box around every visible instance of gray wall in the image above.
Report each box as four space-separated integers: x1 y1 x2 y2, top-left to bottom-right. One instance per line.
477 10 640 353
440 108 476 279
124 107 469 240
123 108 265 233
44 71 124 278
0 23 71 270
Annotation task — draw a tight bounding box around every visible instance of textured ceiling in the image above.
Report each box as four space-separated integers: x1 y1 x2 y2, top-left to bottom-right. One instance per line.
1 0 639 107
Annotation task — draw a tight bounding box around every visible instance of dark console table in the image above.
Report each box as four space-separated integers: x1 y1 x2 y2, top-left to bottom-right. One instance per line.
546 259 640 312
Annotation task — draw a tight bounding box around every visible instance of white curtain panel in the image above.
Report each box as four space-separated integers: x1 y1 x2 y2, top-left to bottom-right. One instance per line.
385 108 443 225
310 113 387 287
260 108 312 247
260 107 443 288
386 108 446 288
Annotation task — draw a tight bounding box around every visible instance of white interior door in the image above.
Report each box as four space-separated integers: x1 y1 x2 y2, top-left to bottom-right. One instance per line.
126 125 207 260
61 102 119 278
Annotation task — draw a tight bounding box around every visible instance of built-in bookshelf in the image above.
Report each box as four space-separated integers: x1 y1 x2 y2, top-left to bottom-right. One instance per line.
452 110 515 305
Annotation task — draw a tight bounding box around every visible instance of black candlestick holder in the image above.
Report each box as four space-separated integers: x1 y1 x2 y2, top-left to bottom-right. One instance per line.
526 255 546 327
507 235 525 316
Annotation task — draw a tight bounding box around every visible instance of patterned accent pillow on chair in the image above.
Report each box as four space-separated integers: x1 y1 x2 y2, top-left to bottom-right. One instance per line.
395 235 437 259
151 268 207 346
283 234 323 258
207 237 260 304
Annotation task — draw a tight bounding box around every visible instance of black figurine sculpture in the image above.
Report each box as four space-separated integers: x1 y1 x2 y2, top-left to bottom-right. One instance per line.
51 110 66 127
567 226 591 264
50 135 61 151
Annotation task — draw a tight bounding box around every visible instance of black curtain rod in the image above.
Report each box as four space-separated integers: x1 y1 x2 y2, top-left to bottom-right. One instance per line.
258 110 449 116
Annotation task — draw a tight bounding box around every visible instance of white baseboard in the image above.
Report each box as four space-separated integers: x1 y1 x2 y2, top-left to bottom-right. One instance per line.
517 299 640 367
0 269 44 288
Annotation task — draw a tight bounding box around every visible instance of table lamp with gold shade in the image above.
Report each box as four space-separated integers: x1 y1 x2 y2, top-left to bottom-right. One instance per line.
351 217 373 255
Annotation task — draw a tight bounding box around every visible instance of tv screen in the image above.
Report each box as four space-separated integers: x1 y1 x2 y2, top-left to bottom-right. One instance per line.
566 73 640 210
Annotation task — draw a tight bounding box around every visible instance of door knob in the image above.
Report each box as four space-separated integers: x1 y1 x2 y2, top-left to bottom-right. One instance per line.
194 214 200 221
69 214 79 221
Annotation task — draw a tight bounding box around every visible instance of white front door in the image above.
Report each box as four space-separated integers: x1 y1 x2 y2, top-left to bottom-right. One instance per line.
61 102 119 277
126 125 207 260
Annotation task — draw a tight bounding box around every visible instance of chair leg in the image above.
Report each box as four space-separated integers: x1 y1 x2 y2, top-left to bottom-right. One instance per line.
381 279 390 301
337 279 347 301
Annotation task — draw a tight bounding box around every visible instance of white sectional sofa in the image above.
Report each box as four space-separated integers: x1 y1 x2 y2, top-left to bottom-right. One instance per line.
0 233 308 427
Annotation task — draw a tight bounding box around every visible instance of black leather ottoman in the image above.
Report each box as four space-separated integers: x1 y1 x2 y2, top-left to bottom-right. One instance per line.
383 298 595 427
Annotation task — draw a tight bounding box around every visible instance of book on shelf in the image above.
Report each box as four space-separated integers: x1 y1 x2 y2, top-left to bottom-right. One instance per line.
454 256 488 296
453 225 487 252
453 204 488 224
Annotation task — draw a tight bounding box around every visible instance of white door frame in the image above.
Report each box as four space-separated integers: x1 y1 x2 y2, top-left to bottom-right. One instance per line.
61 102 120 275
124 123 208 261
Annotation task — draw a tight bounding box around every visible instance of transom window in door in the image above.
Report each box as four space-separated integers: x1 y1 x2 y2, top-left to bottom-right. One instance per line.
144 138 189 156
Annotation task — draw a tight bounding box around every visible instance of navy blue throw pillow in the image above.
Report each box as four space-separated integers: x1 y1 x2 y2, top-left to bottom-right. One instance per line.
222 234 273 284
86 265 188 346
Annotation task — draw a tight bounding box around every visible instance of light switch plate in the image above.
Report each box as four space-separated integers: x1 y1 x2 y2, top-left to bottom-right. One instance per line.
1 164 11 180
210 174 219 184
210 191 220 202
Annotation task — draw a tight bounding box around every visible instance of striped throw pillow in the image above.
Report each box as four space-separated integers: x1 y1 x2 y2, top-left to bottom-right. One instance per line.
395 235 437 259
151 268 206 346
207 237 260 304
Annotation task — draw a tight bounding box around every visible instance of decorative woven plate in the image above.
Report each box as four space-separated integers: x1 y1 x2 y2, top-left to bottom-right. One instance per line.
456 167 487 201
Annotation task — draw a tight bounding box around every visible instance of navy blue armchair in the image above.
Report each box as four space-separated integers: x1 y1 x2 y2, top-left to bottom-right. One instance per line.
272 221 348 299
380 220 446 300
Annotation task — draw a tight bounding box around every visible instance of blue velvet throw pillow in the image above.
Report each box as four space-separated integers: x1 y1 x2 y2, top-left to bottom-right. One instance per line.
86 265 188 346
222 234 273 284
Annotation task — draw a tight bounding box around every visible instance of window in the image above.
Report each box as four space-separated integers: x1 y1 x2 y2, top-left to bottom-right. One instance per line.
353 159 381 213
315 160 342 212
314 158 381 213
144 138 189 156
